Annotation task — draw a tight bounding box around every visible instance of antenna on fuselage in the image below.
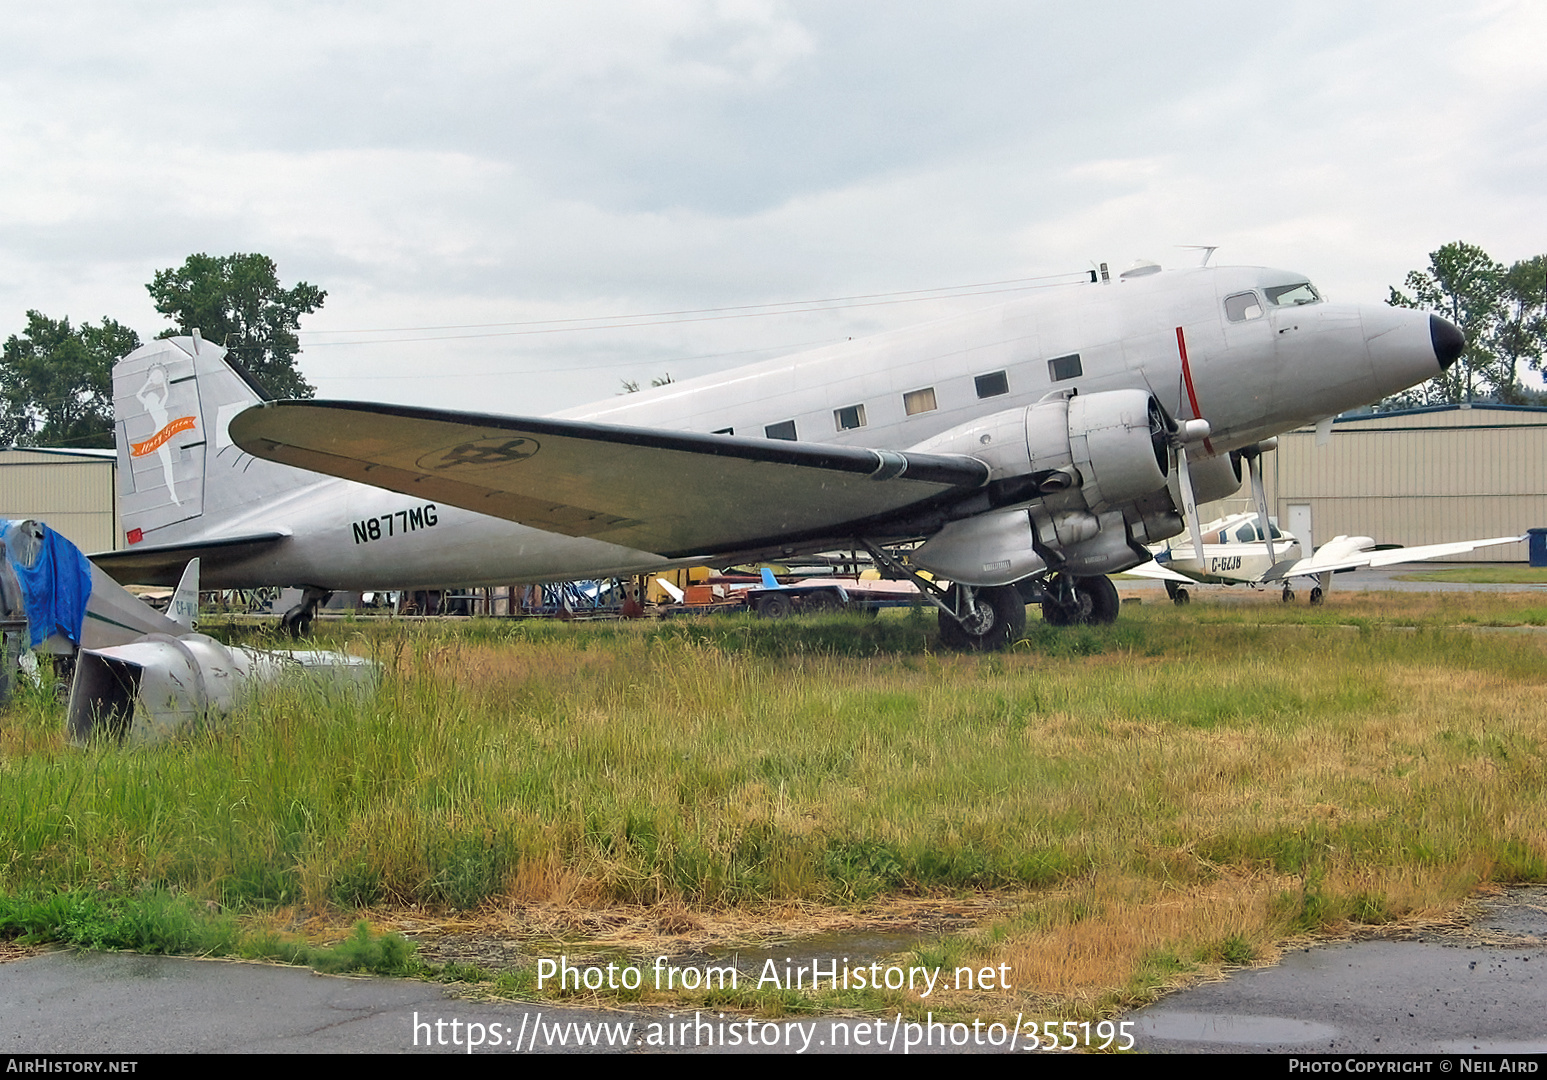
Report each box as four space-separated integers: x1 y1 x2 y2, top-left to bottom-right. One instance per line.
1180 245 1219 267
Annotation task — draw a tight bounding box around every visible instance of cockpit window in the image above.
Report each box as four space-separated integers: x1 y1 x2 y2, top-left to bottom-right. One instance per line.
1224 292 1264 322
1264 282 1321 307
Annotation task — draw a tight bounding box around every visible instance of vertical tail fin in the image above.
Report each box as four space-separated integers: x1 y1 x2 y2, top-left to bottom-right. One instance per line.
169 558 200 630
114 334 311 554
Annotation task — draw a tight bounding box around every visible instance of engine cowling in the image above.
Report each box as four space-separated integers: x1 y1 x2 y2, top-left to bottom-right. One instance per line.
910 388 1170 511
1176 450 1243 507
908 390 1172 584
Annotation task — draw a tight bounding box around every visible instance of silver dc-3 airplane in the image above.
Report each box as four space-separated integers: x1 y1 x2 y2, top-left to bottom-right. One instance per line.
92 260 1465 649
1127 510 1523 605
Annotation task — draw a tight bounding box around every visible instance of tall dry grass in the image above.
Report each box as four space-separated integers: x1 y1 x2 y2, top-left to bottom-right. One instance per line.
3 597 1544 1014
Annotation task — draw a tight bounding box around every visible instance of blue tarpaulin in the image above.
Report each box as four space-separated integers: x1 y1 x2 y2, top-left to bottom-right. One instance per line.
4 520 94 647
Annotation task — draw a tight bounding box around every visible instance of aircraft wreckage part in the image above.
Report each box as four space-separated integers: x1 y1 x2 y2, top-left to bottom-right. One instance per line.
67 632 377 746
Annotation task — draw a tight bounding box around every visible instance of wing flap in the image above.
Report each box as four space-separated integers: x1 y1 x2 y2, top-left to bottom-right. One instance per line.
230 402 990 558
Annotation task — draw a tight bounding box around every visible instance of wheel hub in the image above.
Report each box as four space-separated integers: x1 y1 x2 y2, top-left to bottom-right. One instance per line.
959 602 996 636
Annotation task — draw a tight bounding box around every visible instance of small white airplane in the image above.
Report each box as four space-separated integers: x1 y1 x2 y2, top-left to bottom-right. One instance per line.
1129 510 1524 604
93 260 1465 649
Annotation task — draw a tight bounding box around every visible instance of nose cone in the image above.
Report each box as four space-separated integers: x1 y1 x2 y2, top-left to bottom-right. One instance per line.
1430 315 1464 370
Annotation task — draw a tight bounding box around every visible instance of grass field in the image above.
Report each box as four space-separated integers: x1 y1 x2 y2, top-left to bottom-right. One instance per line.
1395 566 1547 585
3 592 1545 1019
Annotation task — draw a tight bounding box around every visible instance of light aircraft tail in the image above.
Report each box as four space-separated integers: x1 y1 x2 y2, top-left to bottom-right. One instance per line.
102 334 299 584
169 558 199 630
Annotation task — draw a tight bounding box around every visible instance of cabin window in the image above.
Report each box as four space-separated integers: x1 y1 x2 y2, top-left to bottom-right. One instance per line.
1047 354 1082 382
974 371 1009 398
712 427 734 435
1265 282 1321 307
764 420 797 440
903 387 937 415
834 404 866 431
1224 292 1264 322
1235 522 1282 542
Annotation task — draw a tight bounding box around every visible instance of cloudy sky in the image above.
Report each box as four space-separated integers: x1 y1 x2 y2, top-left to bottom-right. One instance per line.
2 1 1544 414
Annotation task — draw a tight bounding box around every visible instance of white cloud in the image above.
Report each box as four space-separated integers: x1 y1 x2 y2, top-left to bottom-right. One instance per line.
0 1 1543 412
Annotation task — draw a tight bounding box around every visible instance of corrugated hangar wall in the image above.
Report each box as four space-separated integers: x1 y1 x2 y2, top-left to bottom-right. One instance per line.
1253 405 1547 562
0 447 118 554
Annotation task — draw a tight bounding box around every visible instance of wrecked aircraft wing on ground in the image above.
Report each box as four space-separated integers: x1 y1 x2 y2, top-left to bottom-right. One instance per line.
0 518 376 744
67 633 378 745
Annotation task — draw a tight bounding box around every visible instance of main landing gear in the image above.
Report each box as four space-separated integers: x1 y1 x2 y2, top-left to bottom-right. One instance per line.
281 588 332 638
859 541 1121 653
1164 581 1191 606
936 584 1027 652
932 574 1119 650
1039 573 1120 627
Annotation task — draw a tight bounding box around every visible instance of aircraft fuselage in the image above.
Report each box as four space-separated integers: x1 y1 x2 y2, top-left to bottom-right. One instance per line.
111 264 1456 592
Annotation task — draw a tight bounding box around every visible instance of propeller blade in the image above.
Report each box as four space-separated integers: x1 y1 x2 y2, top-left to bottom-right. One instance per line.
1174 445 1206 561
1247 449 1275 567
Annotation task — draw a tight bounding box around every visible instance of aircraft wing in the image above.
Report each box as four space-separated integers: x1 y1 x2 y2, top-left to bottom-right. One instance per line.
89 531 291 587
1122 559 1196 584
1261 534 1526 581
229 402 990 559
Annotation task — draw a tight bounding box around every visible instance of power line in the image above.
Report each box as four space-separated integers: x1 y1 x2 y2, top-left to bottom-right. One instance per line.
297 271 1091 346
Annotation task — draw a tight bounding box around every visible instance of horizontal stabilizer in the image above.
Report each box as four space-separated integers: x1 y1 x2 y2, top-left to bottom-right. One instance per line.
90 532 289 586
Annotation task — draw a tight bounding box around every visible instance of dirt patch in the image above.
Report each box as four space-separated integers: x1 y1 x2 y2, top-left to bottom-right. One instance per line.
320 895 1017 974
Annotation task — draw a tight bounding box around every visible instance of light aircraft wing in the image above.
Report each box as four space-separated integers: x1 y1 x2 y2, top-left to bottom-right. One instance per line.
1261 535 1526 581
229 402 990 559
1123 559 1197 584
90 531 291 587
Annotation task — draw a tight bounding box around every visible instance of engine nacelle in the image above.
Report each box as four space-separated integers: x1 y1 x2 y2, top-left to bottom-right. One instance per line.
1065 391 1170 511
910 388 1170 511
908 390 1171 584
1175 450 1243 507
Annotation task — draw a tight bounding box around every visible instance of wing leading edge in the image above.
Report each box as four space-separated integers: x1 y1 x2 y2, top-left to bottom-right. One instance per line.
229 401 991 559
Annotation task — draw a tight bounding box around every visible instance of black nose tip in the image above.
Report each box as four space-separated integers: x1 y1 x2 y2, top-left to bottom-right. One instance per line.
1430 314 1464 370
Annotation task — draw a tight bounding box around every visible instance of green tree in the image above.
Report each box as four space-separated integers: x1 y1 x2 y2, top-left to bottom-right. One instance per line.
1386 242 1547 407
1387 242 1504 405
0 312 141 448
1494 255 1547 403
147 253 324 399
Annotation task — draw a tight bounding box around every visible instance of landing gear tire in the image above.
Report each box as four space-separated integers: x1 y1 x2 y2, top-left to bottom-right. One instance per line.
1043 574 1120 626
281 603 314 638
1281 586 1295 604
1309 586 1324 605
756 594 792 619
937 584 1027 652
1166 583 1190 606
